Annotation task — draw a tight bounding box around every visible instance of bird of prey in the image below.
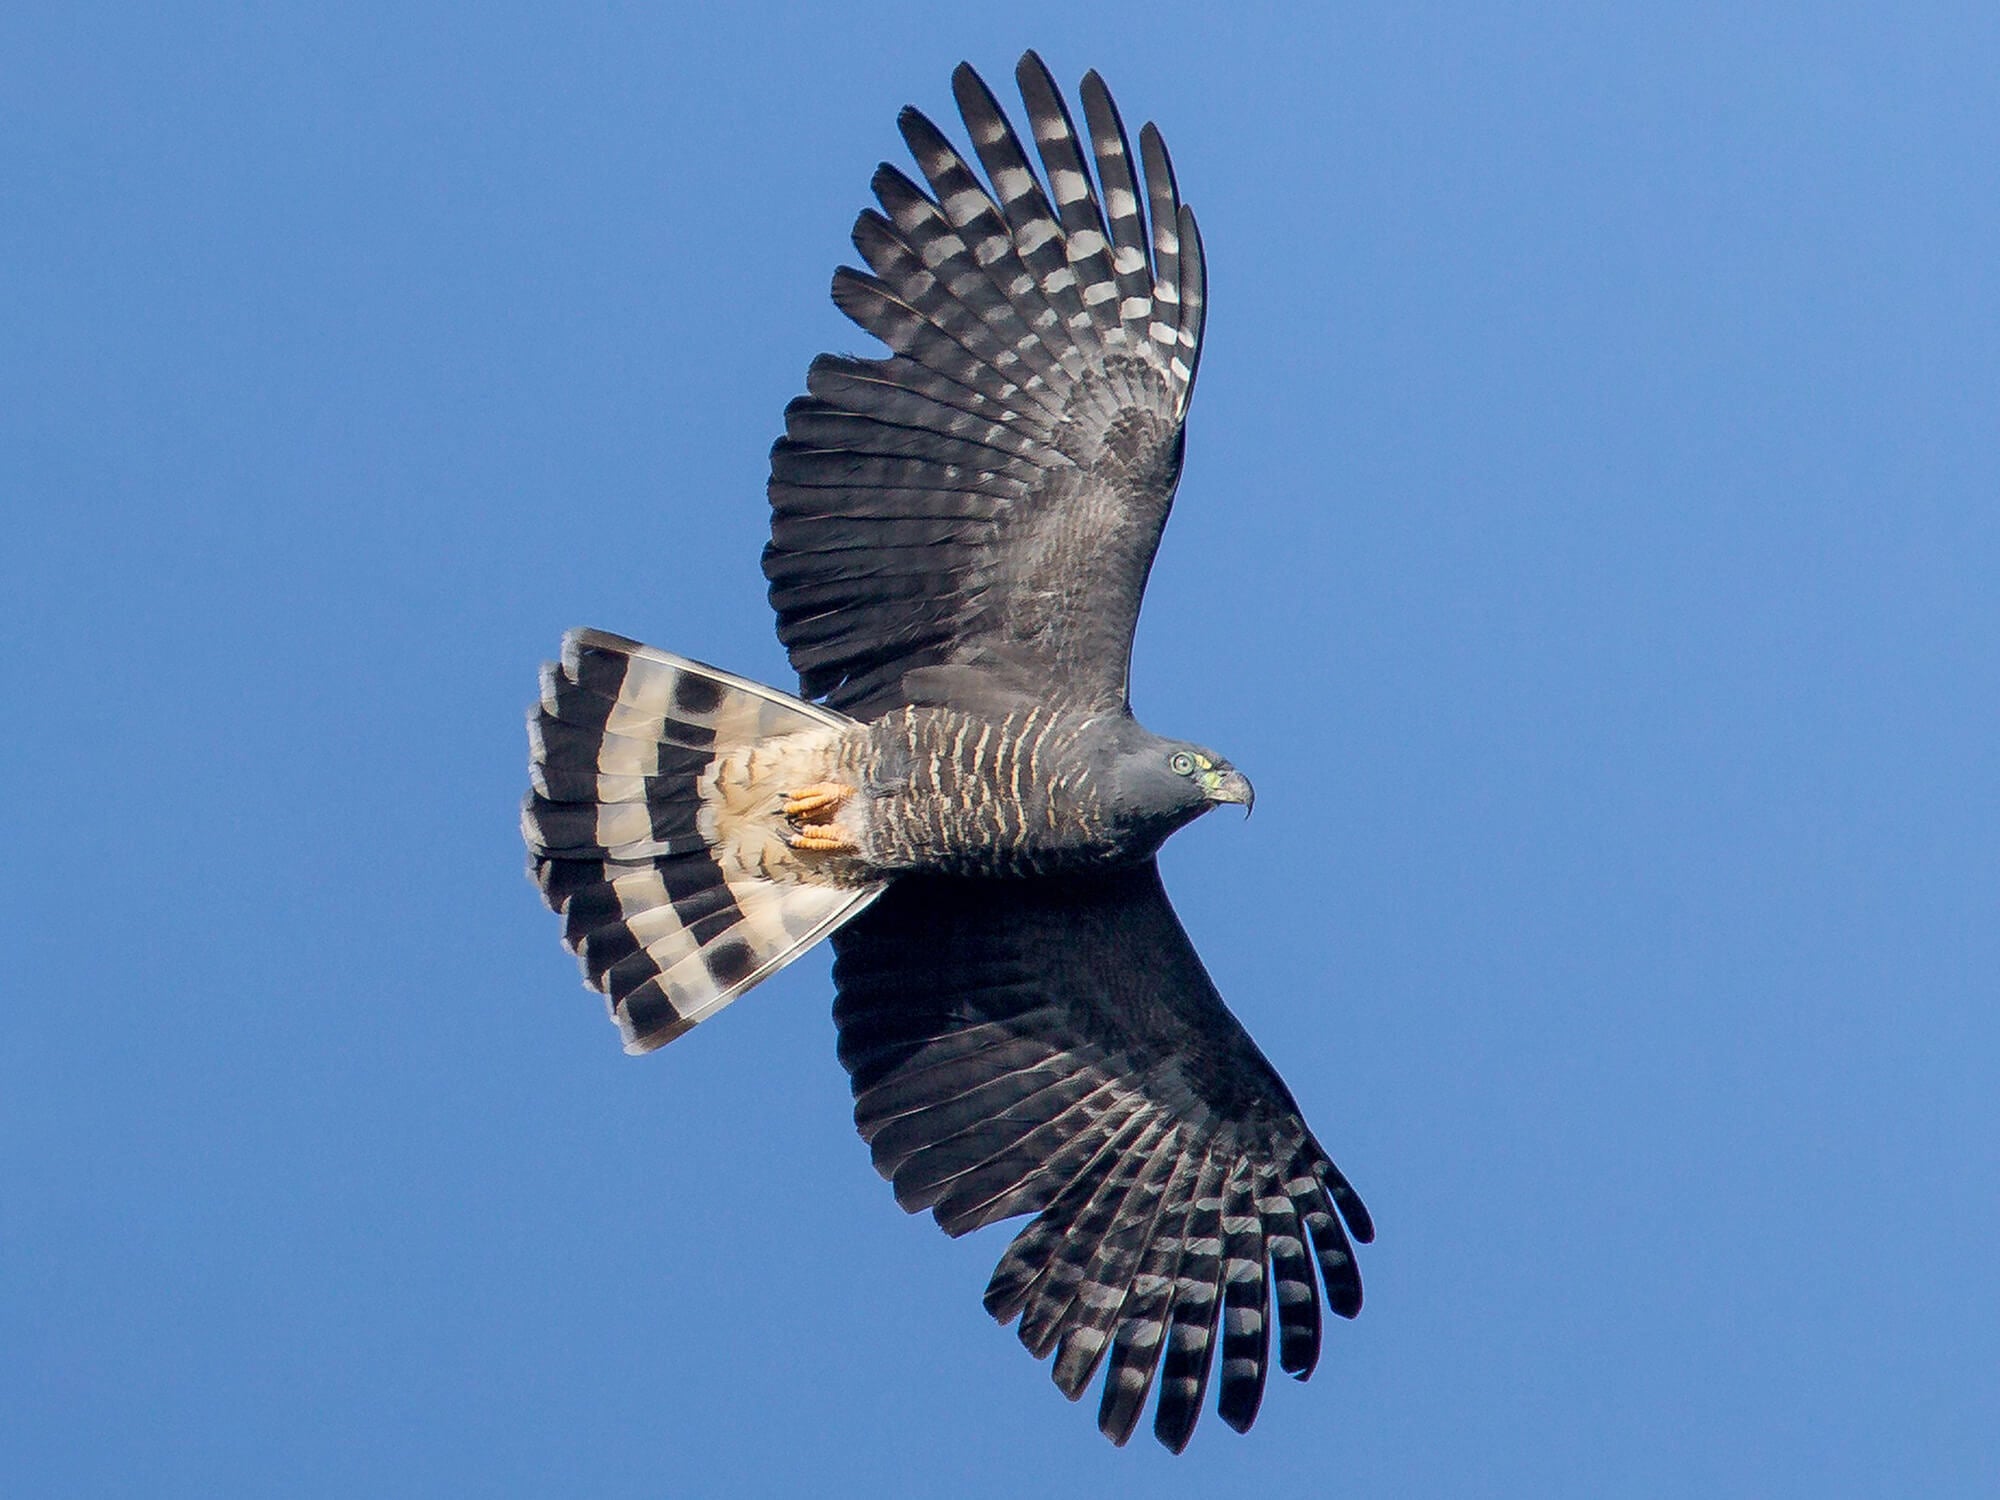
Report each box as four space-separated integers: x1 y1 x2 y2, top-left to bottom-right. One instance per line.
523 52 1372 1451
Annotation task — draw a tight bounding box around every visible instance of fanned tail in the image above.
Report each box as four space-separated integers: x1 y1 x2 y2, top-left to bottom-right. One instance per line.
524 628 884 1052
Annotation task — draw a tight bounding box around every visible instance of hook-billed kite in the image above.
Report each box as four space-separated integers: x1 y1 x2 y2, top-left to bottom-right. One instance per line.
524 52 1372 1451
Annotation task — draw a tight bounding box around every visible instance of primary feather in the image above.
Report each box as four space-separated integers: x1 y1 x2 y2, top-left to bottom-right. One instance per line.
764 50 1202 718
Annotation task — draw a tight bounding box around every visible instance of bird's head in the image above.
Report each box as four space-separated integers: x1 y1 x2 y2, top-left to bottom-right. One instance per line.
1105 729 1254 847
1169 742 1255 815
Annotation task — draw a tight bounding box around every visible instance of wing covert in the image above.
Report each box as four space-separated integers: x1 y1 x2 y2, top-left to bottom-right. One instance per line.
829 862 1370 1450
764 52 1207 718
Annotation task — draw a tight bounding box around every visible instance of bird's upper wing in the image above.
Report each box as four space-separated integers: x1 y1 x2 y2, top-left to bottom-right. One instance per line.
764 52 1206 718
829 861 1372 1451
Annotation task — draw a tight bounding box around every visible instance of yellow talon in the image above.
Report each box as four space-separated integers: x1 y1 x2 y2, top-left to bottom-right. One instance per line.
787 826 857 853
782 780 857 854
783 782 852 823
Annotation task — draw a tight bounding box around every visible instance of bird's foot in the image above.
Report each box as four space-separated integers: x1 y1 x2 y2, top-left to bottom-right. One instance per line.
784 781 857 853
783 782 852 823
787 825 859 854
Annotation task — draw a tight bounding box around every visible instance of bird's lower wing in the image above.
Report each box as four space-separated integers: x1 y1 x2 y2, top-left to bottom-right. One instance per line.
828 861 1371 1451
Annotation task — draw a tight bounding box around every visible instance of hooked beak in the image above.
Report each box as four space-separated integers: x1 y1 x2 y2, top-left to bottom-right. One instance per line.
1206 767 1255 816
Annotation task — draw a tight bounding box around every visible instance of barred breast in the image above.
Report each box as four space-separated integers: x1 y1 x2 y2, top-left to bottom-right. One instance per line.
861 704 1113 876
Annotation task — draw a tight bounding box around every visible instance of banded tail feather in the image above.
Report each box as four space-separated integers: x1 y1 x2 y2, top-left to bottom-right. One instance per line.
524 628 885 1052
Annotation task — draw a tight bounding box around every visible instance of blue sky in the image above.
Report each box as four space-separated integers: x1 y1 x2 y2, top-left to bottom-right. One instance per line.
5 3 1996 1494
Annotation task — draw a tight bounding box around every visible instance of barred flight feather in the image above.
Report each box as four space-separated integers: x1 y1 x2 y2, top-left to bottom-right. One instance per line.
830 864 1373 1451
1152 1154 1230 1451
1077 72 1156 347
981 1107 1159 1324
766 49 1205 715
1013 56 1125 353
886 126 1073 397
1214 1160 1272 1432
1048 1125 1188 1397
1260 1173 1322 1377
1019 1116 1181 1358
1095 1145 1213 1444
957 64 1093 360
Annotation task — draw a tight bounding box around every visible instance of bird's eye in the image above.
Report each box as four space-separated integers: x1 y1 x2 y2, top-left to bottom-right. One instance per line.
1169 752 1195 775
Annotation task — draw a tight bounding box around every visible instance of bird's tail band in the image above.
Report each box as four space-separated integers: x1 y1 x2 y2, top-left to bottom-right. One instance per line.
524 628 883 1051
